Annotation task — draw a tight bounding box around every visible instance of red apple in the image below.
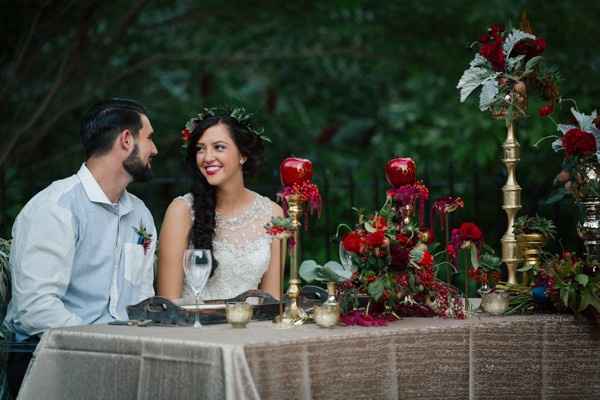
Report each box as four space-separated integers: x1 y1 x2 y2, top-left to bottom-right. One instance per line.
280 157 313 186
385 157 416 188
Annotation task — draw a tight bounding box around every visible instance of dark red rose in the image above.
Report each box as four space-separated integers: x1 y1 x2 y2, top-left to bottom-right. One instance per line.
459 222 483 242
390 244 409 269
538 103 554 117
365 230 385 248
512 37 546 60
342 231 363 254
562 128 597 157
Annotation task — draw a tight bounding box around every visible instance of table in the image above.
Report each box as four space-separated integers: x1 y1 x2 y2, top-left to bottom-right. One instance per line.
18 315 600 400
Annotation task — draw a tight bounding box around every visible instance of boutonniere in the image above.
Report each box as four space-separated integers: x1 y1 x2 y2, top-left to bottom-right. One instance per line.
133 221 153 255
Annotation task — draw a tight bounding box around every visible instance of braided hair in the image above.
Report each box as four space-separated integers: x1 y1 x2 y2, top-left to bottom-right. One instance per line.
185 113 265 276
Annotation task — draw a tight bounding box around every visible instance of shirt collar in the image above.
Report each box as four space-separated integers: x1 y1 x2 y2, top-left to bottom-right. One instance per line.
77 163 133 215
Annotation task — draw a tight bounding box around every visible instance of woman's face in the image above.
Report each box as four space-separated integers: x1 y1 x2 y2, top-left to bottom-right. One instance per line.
195 123 246 187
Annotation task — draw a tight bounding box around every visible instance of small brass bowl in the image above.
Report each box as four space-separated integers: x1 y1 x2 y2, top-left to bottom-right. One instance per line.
226 302 253 328
313 304 339 328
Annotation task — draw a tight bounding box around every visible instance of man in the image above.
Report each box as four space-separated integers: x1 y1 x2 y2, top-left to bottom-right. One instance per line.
3 98 158 394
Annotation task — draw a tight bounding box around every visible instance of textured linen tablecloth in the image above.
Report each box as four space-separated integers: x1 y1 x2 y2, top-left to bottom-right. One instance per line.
16 314 600 400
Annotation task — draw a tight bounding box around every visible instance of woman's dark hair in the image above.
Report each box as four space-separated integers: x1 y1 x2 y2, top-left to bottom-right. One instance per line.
80 98 148 159
185 113 265 276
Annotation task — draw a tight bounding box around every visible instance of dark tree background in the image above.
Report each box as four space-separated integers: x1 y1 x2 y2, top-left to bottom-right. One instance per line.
1 0 599 262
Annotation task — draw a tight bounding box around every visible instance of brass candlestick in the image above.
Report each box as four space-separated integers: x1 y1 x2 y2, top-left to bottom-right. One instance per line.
501 121 521 285
285 194 307 321
496 82 527 286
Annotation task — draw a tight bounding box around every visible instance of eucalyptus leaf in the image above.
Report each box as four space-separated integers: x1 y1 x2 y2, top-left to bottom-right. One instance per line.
524 56 542 73
503 29 536 58
457 67 489 102
479 78 498 111
576 273 589 287
323 260 353 281
571 107 596 132
299 260 321 283
364 221 376 233
368 278 385 301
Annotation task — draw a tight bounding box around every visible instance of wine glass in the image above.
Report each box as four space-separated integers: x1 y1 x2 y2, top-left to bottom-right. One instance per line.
183 249 212 328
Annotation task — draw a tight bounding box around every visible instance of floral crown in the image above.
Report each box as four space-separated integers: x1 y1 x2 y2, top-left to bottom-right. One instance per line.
180 106 271 148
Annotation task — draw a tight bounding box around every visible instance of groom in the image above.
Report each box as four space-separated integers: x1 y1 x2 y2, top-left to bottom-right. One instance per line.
3 98 158 395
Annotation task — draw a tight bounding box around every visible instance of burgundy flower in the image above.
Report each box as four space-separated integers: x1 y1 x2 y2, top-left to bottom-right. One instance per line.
562 128 597 157
342 231 364 254
390 244 409 269
479 25 505 71
181 128 191 143
538 103 554 117
365 230 385 248
512 38 547 59
459 222 483 242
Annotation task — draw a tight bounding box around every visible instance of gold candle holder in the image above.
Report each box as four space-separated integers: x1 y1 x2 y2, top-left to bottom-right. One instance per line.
497 82 527 286
284 194 307 322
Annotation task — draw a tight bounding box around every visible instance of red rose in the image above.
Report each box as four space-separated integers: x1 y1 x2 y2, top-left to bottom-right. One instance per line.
562 128 597 157
365 230 385 248
459 222 483 242
479 25 506 71
419 251 433 267
373 215 387 231
512 38 546 59
538 103 554 117
342 231 364 254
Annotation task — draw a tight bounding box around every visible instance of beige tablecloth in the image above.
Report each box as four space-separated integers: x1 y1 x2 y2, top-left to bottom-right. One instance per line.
17 315 600 400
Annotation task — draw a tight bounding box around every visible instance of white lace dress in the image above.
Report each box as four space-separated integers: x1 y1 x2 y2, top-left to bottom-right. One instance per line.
178 191 274 300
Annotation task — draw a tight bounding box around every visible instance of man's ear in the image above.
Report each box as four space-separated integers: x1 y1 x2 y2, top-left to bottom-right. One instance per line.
118 129 135 151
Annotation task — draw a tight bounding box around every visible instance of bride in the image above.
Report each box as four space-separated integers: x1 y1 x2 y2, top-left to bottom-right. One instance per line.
157 108 282 300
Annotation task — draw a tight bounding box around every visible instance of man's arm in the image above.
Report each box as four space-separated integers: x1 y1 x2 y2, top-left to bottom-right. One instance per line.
9 203 82 337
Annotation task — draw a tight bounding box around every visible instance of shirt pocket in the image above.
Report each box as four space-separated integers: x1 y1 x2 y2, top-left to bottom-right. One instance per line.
121 243 146 287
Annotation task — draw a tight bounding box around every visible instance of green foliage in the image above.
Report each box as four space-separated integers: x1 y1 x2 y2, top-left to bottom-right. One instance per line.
299 259 352 283
513 215 557 239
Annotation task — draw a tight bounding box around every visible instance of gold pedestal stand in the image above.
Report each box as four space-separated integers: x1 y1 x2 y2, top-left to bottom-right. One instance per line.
274 194 307 327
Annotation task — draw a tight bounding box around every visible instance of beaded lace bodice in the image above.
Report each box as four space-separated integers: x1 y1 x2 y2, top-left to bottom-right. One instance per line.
177 191 274 300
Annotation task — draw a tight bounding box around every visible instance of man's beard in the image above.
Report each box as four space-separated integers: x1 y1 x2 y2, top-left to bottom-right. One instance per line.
123 144 153 182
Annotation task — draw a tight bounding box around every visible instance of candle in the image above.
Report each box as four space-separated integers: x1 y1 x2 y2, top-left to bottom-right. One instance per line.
226 302 253 328
313 304 339 328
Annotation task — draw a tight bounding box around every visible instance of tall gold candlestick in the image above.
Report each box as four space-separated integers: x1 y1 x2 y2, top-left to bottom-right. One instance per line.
501 121 521 285
286 194 306 320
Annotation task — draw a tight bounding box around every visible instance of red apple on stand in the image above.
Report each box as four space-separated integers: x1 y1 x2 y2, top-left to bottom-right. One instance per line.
280 157 313 186
385 157 416 188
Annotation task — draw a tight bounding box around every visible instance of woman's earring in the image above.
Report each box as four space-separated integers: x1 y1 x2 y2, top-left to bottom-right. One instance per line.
240 159 246 165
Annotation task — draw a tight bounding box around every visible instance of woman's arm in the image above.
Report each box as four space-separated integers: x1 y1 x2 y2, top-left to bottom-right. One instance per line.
157 198 192 300
260 203 284 299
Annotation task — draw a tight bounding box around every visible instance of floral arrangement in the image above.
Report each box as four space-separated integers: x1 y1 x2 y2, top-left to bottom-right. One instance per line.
513 215 556 239
277 157 322 220
336 160 468 324
180 106 271 148
457 19 560 122
499 252 600 320
538 105 600 201
264 216 294 239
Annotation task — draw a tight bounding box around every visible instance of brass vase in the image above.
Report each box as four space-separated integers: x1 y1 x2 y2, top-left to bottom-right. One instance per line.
517 233 546 285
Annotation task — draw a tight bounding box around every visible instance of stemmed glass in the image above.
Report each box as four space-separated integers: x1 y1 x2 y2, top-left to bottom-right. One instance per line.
183 249 212 328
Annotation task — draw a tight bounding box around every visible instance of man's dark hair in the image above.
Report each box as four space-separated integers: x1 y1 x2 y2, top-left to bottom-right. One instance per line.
80 98 148 159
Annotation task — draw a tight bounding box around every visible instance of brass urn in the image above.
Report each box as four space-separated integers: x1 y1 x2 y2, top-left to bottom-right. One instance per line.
517 233 546 284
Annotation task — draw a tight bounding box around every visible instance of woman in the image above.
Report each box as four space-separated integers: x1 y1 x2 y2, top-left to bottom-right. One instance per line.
158 108 282 300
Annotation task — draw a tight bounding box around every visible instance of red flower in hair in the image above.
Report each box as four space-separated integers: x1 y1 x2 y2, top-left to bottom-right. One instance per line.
181 128 191 143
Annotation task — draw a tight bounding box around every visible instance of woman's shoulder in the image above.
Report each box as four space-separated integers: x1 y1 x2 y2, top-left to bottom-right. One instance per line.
173 193 194 209
250 191 283 217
